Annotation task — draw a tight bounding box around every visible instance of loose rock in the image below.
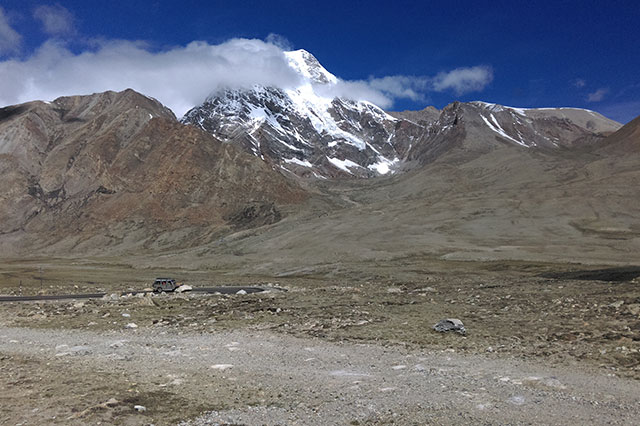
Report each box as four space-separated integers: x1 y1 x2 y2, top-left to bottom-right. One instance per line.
211 364 234 370
433 318 466 335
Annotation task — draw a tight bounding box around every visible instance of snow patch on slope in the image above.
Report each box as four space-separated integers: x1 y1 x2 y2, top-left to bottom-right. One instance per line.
481 114 528 147
367 157 399 175
472 101 527 116
327 157 363 174
285 85 367 150
284 157 313 167
472 101 612 118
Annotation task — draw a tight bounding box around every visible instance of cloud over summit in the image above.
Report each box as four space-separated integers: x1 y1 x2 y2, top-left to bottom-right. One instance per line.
0 35 493 117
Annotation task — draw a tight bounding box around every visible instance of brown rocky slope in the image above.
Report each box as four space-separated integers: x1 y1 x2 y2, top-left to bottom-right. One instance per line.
0 90 307 255
1 88 637 270
147 110 639 272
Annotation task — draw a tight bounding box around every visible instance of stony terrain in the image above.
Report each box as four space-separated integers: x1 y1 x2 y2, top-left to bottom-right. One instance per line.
1 258 639 424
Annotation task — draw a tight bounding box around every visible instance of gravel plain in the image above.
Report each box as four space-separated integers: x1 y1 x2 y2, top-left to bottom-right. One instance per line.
1 259 639 425
1 324 639 425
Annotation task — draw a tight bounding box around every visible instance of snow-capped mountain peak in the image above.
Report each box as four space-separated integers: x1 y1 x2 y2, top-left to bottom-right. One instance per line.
284 49 338 85
182 49 416 178
181 48 621 179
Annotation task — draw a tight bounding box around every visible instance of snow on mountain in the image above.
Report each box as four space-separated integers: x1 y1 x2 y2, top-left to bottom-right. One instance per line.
182 50 423 178
285 49 338 85
467 101 621 149
182 49 621 178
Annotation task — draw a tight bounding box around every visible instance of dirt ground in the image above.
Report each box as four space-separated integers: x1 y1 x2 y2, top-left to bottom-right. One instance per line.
1 257 639 424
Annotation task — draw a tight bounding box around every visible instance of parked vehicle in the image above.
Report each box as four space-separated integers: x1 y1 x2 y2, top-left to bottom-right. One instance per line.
153 278 178 292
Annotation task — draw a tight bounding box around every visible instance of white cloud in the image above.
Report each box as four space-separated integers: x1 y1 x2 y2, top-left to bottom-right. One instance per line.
316 79 396 108
0 7 21 55
0 38 303 117
367 76 430 102
586 87 609 102
0 36 493 117
432 66 493 95
33 4 75 36
572 78 586 88
264 33 292 50
352 66 492 106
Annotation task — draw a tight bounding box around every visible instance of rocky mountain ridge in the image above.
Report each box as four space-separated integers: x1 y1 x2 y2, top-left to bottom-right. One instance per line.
0 89 306 255
182 49 621 178
182 50 422 178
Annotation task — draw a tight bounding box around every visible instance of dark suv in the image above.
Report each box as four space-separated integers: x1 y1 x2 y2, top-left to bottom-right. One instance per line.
153 278 178 293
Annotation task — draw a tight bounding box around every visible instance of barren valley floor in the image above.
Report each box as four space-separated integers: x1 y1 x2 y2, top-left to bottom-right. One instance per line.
1 258 639 424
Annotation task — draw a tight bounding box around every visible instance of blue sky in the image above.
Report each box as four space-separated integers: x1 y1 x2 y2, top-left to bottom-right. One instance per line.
1 0 639 122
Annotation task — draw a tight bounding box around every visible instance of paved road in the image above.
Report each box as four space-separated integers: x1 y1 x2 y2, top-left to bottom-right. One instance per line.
0 286 268 302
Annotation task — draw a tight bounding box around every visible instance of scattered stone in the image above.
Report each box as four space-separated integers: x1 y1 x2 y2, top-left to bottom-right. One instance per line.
125 322 138 329
433 318 466 335
137 296 159 307
66 398 120 420
176 285 193 293
626 303 640 316
413 287 436 293
211 364 234 370
134 405 146 412
609 300 624 309
507 395 526 405
386 287 403 293
329 370 371 377
105 398 119 407
226 342 240 351
122 313 131 317
69 345 92 355
236 289 247 295
541 377 566 389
